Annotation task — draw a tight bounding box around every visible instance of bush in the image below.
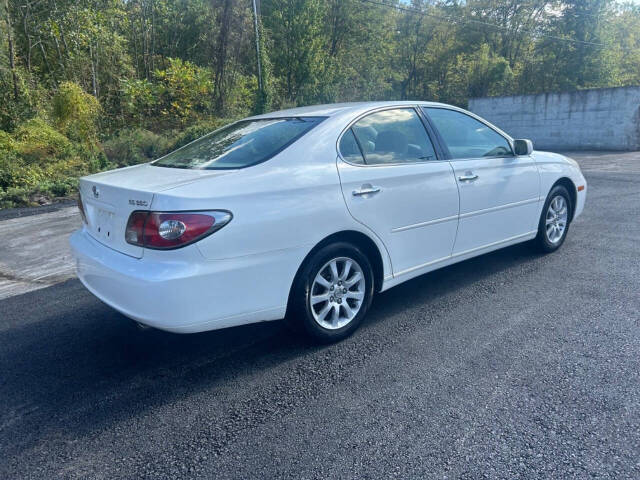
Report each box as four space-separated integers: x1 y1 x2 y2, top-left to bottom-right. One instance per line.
52 82 101 142
12 118 73 164
0 151 45 190
154 58 214 127
0 115 232 208
121 78 159 128
0 179 78 208
102 129 170 167
0 115 104 207
121 58 215 131
167 118 227 151
0 130 16 152
40 177 78 198
0 186 32 209
225 74 259 118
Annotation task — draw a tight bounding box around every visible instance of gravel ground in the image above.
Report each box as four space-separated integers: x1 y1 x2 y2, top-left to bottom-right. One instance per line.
1 154 639 479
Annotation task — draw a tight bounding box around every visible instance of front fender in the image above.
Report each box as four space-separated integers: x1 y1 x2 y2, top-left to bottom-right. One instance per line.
531 151 587 220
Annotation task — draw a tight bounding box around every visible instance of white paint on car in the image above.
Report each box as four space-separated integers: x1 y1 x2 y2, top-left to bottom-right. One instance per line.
69 101 587 334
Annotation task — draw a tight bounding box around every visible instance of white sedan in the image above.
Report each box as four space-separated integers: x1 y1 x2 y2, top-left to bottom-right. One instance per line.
71 101 586 342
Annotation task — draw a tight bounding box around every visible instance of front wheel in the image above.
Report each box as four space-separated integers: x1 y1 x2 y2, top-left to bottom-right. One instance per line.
533 185 572 253
288 242 374 343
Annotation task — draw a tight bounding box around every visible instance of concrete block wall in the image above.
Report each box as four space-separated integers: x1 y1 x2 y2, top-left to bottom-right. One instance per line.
468 86 640 151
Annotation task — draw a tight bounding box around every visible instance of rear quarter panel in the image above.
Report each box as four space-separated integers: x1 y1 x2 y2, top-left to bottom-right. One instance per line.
149 115 392 312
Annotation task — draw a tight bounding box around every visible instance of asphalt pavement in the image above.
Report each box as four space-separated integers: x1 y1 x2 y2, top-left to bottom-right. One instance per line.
1 152 639 479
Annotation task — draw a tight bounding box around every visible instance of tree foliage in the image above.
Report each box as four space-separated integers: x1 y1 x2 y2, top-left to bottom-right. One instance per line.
1 0 639 206
52 81 101 141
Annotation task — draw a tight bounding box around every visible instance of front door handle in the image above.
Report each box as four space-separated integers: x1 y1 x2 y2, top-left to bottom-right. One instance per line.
458 173 479 182
352 185 381 196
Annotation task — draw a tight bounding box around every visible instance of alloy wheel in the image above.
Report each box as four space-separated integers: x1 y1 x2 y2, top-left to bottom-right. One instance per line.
309 257 366 330
545 195 568 244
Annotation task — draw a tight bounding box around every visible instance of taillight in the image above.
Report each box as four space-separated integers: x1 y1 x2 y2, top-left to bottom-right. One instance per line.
125 210 232 249
77 193 87 224
125 211 148 245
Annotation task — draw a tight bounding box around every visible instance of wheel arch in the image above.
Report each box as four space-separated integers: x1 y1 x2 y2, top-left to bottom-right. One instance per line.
286 230 386 314
551 177 577 221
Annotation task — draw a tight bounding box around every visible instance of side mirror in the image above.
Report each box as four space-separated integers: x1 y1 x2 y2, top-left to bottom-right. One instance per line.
513 139 533 156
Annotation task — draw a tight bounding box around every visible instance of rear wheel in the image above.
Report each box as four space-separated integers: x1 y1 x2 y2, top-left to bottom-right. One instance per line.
288 242 374 343
533 185 572 253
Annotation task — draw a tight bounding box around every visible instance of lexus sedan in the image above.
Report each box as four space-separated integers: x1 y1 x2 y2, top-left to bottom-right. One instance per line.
71 101 587 342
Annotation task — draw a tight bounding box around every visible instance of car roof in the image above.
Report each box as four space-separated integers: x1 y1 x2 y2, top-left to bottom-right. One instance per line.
246 101 452 120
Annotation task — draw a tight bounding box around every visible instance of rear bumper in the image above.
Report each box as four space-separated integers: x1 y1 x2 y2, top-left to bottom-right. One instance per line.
70 229 303 333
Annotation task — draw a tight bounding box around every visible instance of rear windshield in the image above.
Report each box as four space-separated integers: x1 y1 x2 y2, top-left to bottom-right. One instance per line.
152 117 325 170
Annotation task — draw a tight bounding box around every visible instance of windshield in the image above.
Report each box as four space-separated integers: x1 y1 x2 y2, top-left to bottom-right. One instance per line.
152 117 325 170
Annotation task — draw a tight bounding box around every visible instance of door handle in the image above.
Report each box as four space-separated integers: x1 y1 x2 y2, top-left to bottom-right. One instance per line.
458 173 478 182
352 186 381 196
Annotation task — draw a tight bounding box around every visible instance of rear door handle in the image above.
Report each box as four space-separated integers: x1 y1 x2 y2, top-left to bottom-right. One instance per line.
458 173 478 182
352 186 381 196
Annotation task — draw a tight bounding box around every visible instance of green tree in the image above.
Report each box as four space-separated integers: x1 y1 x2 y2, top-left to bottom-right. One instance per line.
2 0 640 208
154 57 214 126
52 81 101 142
262 0 327 105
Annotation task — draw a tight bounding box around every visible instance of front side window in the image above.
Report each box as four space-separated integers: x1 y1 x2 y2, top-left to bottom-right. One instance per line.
424 107 513 159
348 108 437 165
153 117 325 170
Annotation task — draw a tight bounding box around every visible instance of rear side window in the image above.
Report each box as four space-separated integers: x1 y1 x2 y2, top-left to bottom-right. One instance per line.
153 117 325 170
349 108 437 165
424 107 513 159
339 129 365 164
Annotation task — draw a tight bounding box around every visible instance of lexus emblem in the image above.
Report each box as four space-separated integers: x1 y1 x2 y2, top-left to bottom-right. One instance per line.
92 185 99 198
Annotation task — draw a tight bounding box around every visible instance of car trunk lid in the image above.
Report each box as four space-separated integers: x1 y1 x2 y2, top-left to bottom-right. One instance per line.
79 164 234 258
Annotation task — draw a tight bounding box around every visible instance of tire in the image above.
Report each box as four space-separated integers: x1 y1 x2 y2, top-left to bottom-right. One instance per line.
533 184 572 253
287 242 375 343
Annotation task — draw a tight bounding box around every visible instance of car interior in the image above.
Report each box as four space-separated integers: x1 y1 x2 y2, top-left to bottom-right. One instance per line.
349 123 436 164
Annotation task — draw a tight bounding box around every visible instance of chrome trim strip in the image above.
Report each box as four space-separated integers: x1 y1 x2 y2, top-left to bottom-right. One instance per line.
391 214 458 233
422 106 516 154
336 105 422 167
393 255 451 278
393 230 537 278
336 105 448 167
391 198 538 233
459 197 538 219
452 230 537 258
334 102 521 165
339 157 450 168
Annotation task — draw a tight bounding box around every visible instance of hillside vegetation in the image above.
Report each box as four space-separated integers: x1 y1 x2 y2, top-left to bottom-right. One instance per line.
1 0 639 207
